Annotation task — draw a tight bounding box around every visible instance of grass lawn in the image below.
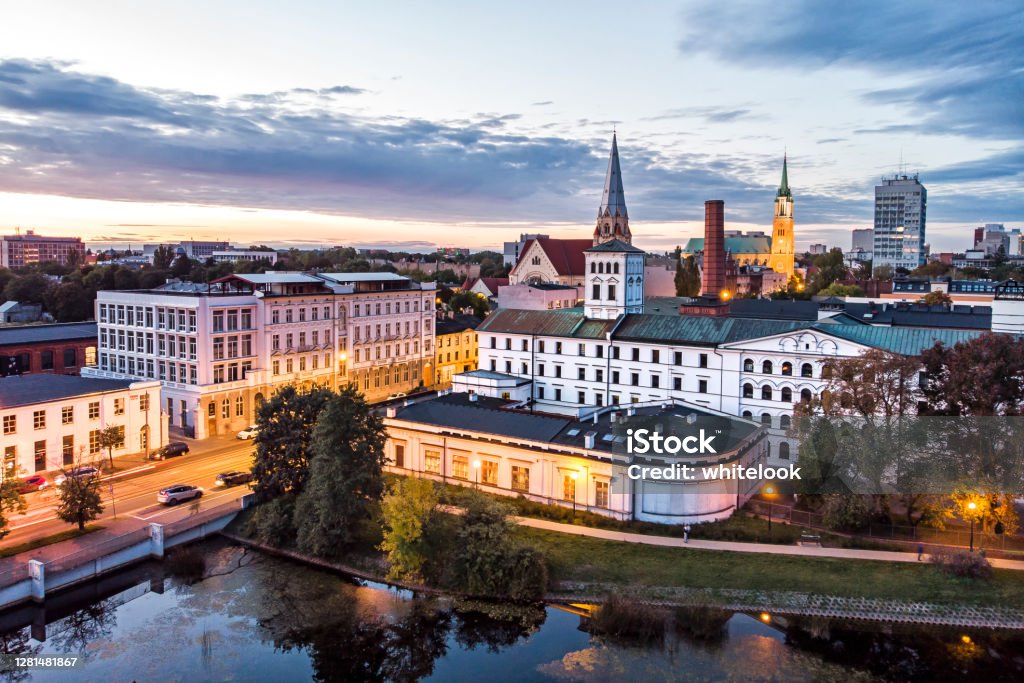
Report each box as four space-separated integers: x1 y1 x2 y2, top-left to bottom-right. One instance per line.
0 525 104 558
519 526 1024 609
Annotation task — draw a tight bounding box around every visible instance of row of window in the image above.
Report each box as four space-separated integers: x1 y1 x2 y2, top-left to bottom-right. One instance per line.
353 341 422 364
488 359 710 394
396 445 611 508
358 364 414 391
352 300 425 317
3 426 128 473
271 354 331 376
742 385 814 403
268 305 332 325
743 359 818 378
1 397 146 434
486 337 711 367
353 319 427 342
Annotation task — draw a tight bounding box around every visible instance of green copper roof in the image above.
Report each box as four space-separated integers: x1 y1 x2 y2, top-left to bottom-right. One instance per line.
808 324 984 356
682 236 772 255
777 155 791 198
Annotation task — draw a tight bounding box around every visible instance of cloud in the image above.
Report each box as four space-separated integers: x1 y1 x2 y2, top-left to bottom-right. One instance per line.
646 106 758 124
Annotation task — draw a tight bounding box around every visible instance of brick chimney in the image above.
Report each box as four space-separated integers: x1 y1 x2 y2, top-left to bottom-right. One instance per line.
702 200 726 297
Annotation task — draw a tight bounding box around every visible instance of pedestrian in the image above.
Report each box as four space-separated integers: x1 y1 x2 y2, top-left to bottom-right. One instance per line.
684 524 691 544
917 543 924 561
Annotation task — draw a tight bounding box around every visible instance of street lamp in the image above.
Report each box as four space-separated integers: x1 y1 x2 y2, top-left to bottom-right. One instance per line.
968 501 978 552
472 459 481 488
763 484 776 533
569 471 579 516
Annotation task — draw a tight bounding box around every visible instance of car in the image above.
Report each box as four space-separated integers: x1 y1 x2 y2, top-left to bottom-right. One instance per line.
157 484 203 505
214 471 253 488
149 441 190 460
16 475 49 493
386 392 408 401
54 466 101 487
236 425 259 440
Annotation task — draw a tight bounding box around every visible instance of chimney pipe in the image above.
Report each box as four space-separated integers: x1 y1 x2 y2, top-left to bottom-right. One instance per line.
703 200 726 297
584 431 597 449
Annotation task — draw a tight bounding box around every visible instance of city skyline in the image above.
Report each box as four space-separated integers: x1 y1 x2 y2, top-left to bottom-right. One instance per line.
0 1 1020 254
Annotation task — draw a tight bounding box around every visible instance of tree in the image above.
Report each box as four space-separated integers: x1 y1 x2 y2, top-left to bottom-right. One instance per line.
675 255 700 297
816 282 863 298
919 290 953 306
152 245 175 269
380 477 439 581
3 273 53 306
44 282 93 322
448 291 489 318
0 477 27 540
805 248 847 294
251 385 334 502
920 333 1024 416
872 263 894 280
293 386 388 555
98 425 124 469
56 468 104 530
910 260 950 278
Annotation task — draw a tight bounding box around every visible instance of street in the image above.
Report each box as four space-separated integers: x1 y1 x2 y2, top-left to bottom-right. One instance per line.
0 435 256 548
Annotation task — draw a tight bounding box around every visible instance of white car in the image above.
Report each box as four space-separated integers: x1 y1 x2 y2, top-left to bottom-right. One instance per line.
157 485 203 505
236 425 259 440
54 466 101 487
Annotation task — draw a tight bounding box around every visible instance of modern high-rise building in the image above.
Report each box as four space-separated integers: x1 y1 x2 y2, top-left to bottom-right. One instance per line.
872 174 927 273
0 230 85 269
766 156 795 280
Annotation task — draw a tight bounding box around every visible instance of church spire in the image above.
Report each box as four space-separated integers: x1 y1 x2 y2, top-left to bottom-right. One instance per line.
777 154 791 198
594 133 632 245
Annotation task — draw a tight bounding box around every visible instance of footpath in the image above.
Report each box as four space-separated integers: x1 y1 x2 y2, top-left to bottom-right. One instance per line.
513 516 1024 571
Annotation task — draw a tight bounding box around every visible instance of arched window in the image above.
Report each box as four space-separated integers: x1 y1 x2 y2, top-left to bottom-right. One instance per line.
779 442 791 460
613 262 619 274
742 410 753 418
762 360 773 374
744 359 754 372
781 387 792 402
590 262 596 273
743 383 753 398
821 364 833 379
760 413 772 426
781 362 793 376
801 389 812 402
801 363 813 378
761 386 773 400
780 414 791 429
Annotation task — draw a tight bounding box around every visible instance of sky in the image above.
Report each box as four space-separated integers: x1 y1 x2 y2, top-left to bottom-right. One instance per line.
0 1 1020 254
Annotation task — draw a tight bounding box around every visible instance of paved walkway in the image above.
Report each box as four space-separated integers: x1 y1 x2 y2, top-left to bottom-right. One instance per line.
514 516 1024 571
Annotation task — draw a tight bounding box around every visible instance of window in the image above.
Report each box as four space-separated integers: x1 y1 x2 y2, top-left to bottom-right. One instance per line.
578 343 585 356
742 410 753 418
781 387 793 402
578 367 586 380
554 365 562 378
41 351 54 371
481 460 498 485
61 406 73 424
744 358 754 372
222 399 230 419
632 348 640 362
631 373 639 386
698 379 708 394
208 402 216 417
761 386 773 400
140 394 150 411
2 415 15 434
780 415 792 429
33 410 45 430
577 391 586 404
761 413 772 425
89 402 100 419
563 474 576 502
511 465 530 492
424 450 441 474
607 284 616 300
595 480 609 508
762 360 773 374
801 363 813 378
63 348 76 368
673 377 682 391
114 398 125 415
699 354 708 368
62 435 74 466
595 369 603 382
3 446 15 477
743 383 753 398
34 440 46 472
651 375 660 388
554 388 562 401
651 350 660 363
674 352 683 366
779 442 791 459
89 429 101 454
452 456 469 480
781 362 793 376
393 444 405 468
235 395 244 417
801 389 813 403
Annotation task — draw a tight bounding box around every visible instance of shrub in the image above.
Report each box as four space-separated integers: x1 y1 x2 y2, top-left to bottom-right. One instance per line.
929 549 993 580
589 594 667 644
246 496 296 546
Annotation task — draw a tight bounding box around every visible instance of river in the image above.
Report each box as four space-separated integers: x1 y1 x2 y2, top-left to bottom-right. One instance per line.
1 540 1022 682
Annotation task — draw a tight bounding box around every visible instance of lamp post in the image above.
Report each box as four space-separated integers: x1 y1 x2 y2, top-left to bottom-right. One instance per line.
764 484 776 534
472 459 481 489
570 471 579 516
968 501 977 552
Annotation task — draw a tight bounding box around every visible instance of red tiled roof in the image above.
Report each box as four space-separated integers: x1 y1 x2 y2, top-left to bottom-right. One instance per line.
526 238 592 277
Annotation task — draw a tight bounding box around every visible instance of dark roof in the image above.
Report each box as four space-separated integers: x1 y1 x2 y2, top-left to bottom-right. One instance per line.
0 374 136 409
479 308 615 339
840 302 991 330
585 239 644 253
615 315 808 346
527 238 593 277
525 283 578 291
0 322 97 347
726 299 820 321
435 315 482 336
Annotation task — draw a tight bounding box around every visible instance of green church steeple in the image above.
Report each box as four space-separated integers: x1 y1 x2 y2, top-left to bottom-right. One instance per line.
777 154 791 198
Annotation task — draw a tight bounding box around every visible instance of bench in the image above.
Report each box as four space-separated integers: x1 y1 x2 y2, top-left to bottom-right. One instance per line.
799 533 821 547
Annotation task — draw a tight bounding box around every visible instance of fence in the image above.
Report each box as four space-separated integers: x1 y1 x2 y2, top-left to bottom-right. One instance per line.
746 499 1024 553
164 499 244 536
42 527 152 574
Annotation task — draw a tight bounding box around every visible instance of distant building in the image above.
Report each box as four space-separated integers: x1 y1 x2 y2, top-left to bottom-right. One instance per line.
211 250 279 265
497 283 582 311
0 302 43 324
681 232 772 267
0 374 165 476
433 314 481 387
808 244 828 255
437 247 470 259
0 231 85 269
178 240 231 260
503 233 549 266
508 237 592 287
0 323 97 377
976 224 1010 256
851 228 874 253
873 174 927 273
460 277 509 300
766 156 795 280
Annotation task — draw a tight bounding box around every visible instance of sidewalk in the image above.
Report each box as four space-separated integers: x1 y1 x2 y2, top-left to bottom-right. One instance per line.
514 516 1024 571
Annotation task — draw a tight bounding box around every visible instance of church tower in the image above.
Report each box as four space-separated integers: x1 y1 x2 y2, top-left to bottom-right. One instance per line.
766 155 795 280
593 133 632 246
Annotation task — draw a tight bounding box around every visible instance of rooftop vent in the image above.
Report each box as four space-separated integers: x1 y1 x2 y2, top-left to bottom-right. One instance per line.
686 413 697 424
386 406 397 418
468 393 478 402
584 431 597 449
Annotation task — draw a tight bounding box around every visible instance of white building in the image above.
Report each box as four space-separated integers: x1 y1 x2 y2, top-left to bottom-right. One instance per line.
0 374 164 477
211 250 279 265
873 174 927 273
83 272 436 438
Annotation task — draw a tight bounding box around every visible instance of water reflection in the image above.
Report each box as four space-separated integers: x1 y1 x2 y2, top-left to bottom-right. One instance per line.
0 541 1020 682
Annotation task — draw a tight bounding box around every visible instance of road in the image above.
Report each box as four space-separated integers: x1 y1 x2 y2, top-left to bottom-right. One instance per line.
0 435 257 548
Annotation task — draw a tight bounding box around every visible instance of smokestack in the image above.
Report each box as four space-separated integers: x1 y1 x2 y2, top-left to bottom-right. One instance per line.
703 200 726 297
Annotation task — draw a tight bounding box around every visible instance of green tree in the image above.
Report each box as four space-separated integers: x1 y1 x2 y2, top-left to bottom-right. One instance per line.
152 245 175 269
448 291 489 318
816 282 863 297
379 477 439 581
44 282 94 322
806 248 848 294
920 332 1024 416
98 425 123 469
0 477 28 540
56 468 104 530
251 385 334 502
675 255 700 297
293 386 388 555
872 263 894 280
918 290 953 306
3 273 54 305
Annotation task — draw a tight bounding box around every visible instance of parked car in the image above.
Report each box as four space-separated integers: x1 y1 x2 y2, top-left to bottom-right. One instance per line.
54 466 101 487
214 471 253 488
236 425 259 440
150 441 190 460
157 485 203 505
386 392 408 401
16 475 49 493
